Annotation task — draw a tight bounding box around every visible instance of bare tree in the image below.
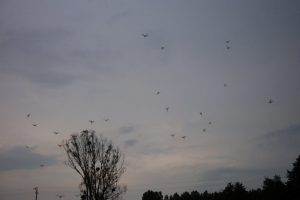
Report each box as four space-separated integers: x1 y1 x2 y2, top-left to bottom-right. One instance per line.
63 130 126 200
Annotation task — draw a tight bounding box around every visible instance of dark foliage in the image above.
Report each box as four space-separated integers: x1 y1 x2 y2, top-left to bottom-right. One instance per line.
286 155 300 199
142 155 300 200
262 175 286 200
143 190 163 200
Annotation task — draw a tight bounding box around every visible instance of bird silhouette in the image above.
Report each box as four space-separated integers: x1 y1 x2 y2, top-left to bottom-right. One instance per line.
32 124 38 127
268 99 273 104
226 46 230 50
25 145 36 150
199 112 203 116
161 46 165 50
26 113 30 118
40 164 44 167
170 134 175 137
182 136 186 139
226 40 230 43
165 107 169 112
89 120 94 124
33 187 38 193
208 121 212 125
58 144 63 147
202 128 206 132
142 34 148 37
104 118 109 122
56 194 64 199
155 91 160 95
53 131 60 135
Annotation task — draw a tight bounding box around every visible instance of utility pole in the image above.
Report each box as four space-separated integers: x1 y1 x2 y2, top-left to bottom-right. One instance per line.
33 186 38 200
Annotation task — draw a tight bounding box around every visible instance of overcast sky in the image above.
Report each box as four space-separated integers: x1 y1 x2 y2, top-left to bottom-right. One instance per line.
0 0 300 199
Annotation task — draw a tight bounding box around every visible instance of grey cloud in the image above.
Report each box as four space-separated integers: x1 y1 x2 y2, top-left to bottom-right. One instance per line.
0 146 58 171
0 26 118 88
69 47 115 72
259 124 300 148
266 124 300 137
0 65 76 88
0 28 76 87
29 69 76 88
201 167 271 183
106 11 129 25
0 28 71 61
124 139 138 148
119 124 135 134
136 142 172 156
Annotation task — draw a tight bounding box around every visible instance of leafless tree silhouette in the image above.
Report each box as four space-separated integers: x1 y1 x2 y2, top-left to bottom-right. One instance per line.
63 130 126 200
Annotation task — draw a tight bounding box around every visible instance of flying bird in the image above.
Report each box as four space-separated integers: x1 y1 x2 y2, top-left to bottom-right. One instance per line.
26 113 30 118
170 134 175 137
40 164 44 167
165 107 169 112
202 128 206 132
182 136 186 139
25 145 36 150
33 187 38 193
104 118 109 122
226 46 230 50
208 121 212 125
161 46 165 50
199 112 203 116
32 124 38 127
268 99 273 104
142 34 148 37
56 194 64 199
89 120 94 124
58 144 63 147
155 91 160 95
226 40 230 43
53 131 60 135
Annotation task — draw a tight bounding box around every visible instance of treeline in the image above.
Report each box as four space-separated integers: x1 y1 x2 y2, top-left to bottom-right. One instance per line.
142 155 300 200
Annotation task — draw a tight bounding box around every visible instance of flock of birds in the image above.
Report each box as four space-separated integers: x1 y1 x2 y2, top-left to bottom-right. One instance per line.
154 88 214 140
22 33 275 199
24 33 275 155
142 33 165 50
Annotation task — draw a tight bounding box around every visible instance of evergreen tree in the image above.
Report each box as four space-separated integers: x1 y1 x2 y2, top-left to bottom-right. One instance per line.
262 175 286 200
142 190 163 200
286 155 300 199
181 192 191 200
190 191 200 200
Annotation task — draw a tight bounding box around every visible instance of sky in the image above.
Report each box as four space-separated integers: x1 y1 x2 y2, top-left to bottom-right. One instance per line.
0 0 300 199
